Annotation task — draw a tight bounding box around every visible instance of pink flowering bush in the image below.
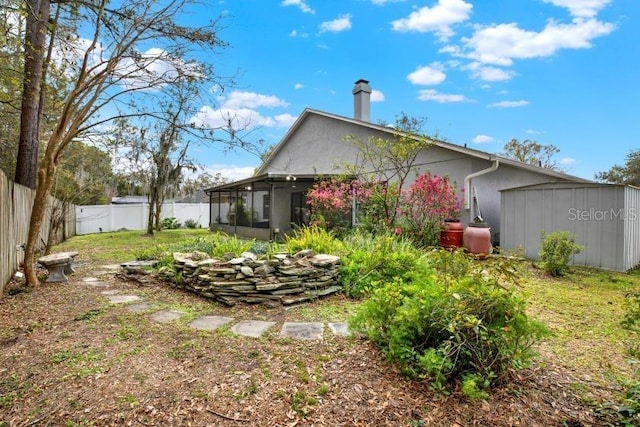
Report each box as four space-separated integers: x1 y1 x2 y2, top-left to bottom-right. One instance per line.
398 173 463 247
306 173 462 244
307 177 373 234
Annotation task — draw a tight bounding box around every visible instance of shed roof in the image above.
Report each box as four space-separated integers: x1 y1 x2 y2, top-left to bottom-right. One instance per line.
500 181 631 192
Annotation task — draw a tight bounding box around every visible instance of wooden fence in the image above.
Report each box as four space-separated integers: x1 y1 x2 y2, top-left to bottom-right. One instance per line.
0 169 76 293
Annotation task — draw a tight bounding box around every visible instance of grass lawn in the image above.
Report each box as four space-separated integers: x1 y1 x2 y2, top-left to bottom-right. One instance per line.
1 229 638 426
54 228 211 263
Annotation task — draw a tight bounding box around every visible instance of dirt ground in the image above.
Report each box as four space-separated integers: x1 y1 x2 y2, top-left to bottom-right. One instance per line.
0 261 623 426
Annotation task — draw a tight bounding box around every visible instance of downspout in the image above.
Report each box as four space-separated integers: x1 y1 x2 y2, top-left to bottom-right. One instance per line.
464 158 500 210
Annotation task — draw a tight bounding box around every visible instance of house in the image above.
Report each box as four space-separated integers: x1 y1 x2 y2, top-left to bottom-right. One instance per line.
205 79 590 242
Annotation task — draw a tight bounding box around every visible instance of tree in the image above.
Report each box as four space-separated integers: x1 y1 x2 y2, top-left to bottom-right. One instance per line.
595 149 640 187
178 170 228 199
0 0 24 177
501 138 562 170
344 113 433 228
52 140 113 205
13 0 51 188
21 0 234 286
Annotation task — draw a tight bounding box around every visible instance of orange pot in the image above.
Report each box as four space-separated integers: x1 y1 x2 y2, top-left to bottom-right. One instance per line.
439 219 463 248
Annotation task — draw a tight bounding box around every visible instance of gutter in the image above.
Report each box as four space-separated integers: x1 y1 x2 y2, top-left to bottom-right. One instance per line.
464 159 500 210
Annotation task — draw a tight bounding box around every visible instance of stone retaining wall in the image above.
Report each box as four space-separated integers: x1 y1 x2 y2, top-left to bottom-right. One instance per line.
164 250 342 306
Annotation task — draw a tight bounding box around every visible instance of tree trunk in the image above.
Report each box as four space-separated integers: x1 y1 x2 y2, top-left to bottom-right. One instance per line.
24 160 55 286
15 0 50 189
146 187 156 235
154 197 163 232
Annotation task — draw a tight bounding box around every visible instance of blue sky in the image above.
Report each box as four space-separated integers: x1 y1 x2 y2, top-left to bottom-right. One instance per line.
191 0 639 181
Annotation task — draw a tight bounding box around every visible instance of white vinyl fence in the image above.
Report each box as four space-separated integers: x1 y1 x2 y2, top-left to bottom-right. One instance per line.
76 203 209 235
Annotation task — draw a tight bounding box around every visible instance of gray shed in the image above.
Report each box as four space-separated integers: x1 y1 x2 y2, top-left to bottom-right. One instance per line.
500 182 640 272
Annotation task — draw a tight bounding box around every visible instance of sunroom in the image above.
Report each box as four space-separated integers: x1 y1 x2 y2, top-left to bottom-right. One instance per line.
205 173 321 240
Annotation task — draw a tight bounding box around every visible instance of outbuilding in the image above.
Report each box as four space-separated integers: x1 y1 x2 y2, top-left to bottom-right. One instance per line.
500 182 640 271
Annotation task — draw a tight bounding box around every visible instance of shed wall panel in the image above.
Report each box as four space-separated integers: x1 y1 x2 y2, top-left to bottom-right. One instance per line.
624 186 640 270
501 184 631 271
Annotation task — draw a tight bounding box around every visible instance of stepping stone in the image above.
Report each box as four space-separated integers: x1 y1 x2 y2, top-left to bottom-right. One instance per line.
280 322 324 340
93 271 115 277
100 264 121 271
231 320 275 338
84 281 109 287
150 309 185 323
127 302 155 313
101 290 120 295
328 322 350 337
83 277 109 287
107 295 141 304
189 315 233 331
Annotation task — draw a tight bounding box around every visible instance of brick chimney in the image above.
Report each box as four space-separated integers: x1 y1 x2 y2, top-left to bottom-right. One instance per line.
352 79 371 122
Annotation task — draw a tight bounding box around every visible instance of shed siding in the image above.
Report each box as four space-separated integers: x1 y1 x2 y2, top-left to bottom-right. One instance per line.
501 184 631 271
624 186 640 270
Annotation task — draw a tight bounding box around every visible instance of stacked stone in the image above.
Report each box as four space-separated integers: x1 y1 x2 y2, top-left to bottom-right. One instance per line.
170 250 341 306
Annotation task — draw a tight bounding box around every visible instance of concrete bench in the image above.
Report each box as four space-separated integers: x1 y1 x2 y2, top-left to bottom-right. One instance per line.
38 251 79 282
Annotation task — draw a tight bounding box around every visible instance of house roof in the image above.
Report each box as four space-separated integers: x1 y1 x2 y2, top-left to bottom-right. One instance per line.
204 173 324 193
111 195 149 204
256 108 592 184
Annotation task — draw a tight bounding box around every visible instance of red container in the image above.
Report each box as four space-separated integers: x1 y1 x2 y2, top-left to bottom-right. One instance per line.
439 219 463 248
463 222 492 259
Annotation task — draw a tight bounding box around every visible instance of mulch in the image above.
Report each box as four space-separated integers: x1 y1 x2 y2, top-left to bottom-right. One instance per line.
0 265 622 426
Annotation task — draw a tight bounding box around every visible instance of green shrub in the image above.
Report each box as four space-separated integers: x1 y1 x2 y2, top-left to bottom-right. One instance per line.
339 230 428 297
184 219 199 229
284 225 346 255
349 272 549 394
209 233 255 258
136 233 255 264
161 217 181 229
539 231 583 276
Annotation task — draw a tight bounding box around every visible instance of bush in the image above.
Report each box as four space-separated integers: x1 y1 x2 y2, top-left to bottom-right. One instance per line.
136 233 255 264
598 291 640 425
184 219 199 229
350 270 549 395
161 217 181 229
339 230 428 297
539 231 583 276
397 172 462 247
284 225 346 255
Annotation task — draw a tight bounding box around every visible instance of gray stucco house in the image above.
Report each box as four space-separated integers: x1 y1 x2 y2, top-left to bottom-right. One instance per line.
205 79 589 243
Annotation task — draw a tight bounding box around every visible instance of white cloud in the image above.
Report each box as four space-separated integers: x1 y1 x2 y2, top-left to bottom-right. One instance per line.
281 0 315 14
320 14 352 33
294 83 304 89
488 100 529 108
204 164 256 181
371 89 385 102
407 63 447 85
560 156 577 165
543 0 611 18
391 0 473 40
371 0 405 5
289 29 309 38
417 89 469 103
459 18 615 66
525 128 543 134
221 91 289 109
190 91 295 132
472 134 494 144
272 113 298 128
466 62 515 82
